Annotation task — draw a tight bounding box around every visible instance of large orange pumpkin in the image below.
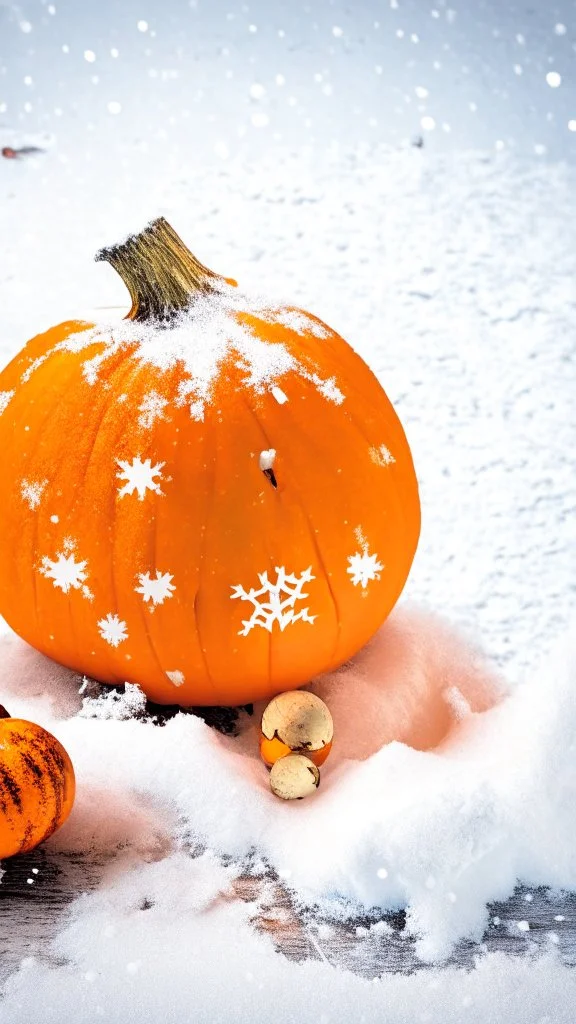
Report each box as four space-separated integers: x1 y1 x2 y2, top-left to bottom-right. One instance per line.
0 218 420 705
0 704 75 858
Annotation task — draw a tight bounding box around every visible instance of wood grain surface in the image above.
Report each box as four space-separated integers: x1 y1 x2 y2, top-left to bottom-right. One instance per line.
1 845 575 985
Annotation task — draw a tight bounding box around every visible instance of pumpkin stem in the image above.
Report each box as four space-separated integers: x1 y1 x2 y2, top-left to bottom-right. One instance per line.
95 217 225 324
0 705 10 719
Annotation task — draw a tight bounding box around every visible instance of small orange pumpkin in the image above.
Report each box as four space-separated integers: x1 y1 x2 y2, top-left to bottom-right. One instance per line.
0 218 420 706
0 704 75 858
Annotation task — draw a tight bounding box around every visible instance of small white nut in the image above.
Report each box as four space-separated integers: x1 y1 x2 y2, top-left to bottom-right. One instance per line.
269 754 320 800
261 691 333 751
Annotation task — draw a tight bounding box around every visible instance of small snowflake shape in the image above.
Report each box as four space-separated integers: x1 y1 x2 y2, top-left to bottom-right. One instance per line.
40 551 88 593
116 456 165 500
98 613 128 647
347 548 384 589
135 570 176 606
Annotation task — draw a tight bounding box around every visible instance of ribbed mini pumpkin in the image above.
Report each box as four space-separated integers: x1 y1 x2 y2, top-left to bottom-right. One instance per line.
0 705 75 858
0 218 420 706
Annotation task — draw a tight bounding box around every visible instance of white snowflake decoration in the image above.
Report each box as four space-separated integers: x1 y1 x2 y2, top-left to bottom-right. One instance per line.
39 550 88 593
98 613 128 647
135 570 176 606
347 531 384 589
21 478 48 510
231 566 316 636
116 456 165 500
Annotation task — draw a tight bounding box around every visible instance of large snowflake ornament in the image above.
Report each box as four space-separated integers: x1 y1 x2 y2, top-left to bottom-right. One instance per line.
347 530 384 589
39 550 88 593
231 566 316 636
98 613 128 647
135 570 176 607
116 456 165 500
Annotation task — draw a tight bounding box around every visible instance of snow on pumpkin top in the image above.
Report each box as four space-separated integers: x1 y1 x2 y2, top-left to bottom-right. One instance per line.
20 284 344 424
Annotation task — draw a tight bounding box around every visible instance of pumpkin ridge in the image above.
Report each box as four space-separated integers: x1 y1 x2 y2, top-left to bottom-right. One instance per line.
192 424 221 704
243 393 342 669
236 393 281 693
7 358 88 639
71 354 159 670
285 476 342 665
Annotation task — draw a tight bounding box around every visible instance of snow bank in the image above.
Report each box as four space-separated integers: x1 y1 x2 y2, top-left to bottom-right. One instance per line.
2 604 575 973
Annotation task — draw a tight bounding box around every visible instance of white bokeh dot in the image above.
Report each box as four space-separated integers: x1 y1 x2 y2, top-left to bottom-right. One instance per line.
107 100 122 115
546 71 562 88
421 115 436 130
84 50 96 62
137 20 148 32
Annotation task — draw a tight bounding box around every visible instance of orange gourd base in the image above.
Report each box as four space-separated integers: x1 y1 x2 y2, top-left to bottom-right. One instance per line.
260 733 333 768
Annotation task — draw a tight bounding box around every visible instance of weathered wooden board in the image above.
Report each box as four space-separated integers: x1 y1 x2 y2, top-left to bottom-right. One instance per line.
1 844 575 985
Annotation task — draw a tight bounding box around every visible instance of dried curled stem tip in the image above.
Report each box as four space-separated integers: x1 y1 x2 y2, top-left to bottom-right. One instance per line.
0 705 11 719
95 217 225 324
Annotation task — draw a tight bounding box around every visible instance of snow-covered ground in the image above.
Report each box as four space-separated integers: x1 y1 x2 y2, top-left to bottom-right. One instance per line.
1 140 576 1022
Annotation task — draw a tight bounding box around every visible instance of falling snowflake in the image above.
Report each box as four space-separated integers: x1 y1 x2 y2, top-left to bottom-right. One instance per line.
21 478 48 510
135 570 176 606
138 390 169 429
347 532 384 589
231 566 316 636
166 669 185 687
98 613 128 647
39 550 88 593
116 456 165 500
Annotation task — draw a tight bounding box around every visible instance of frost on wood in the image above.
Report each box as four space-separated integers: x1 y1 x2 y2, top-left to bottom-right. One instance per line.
97 612 128 647
231 566 316 635
116 456 165 500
